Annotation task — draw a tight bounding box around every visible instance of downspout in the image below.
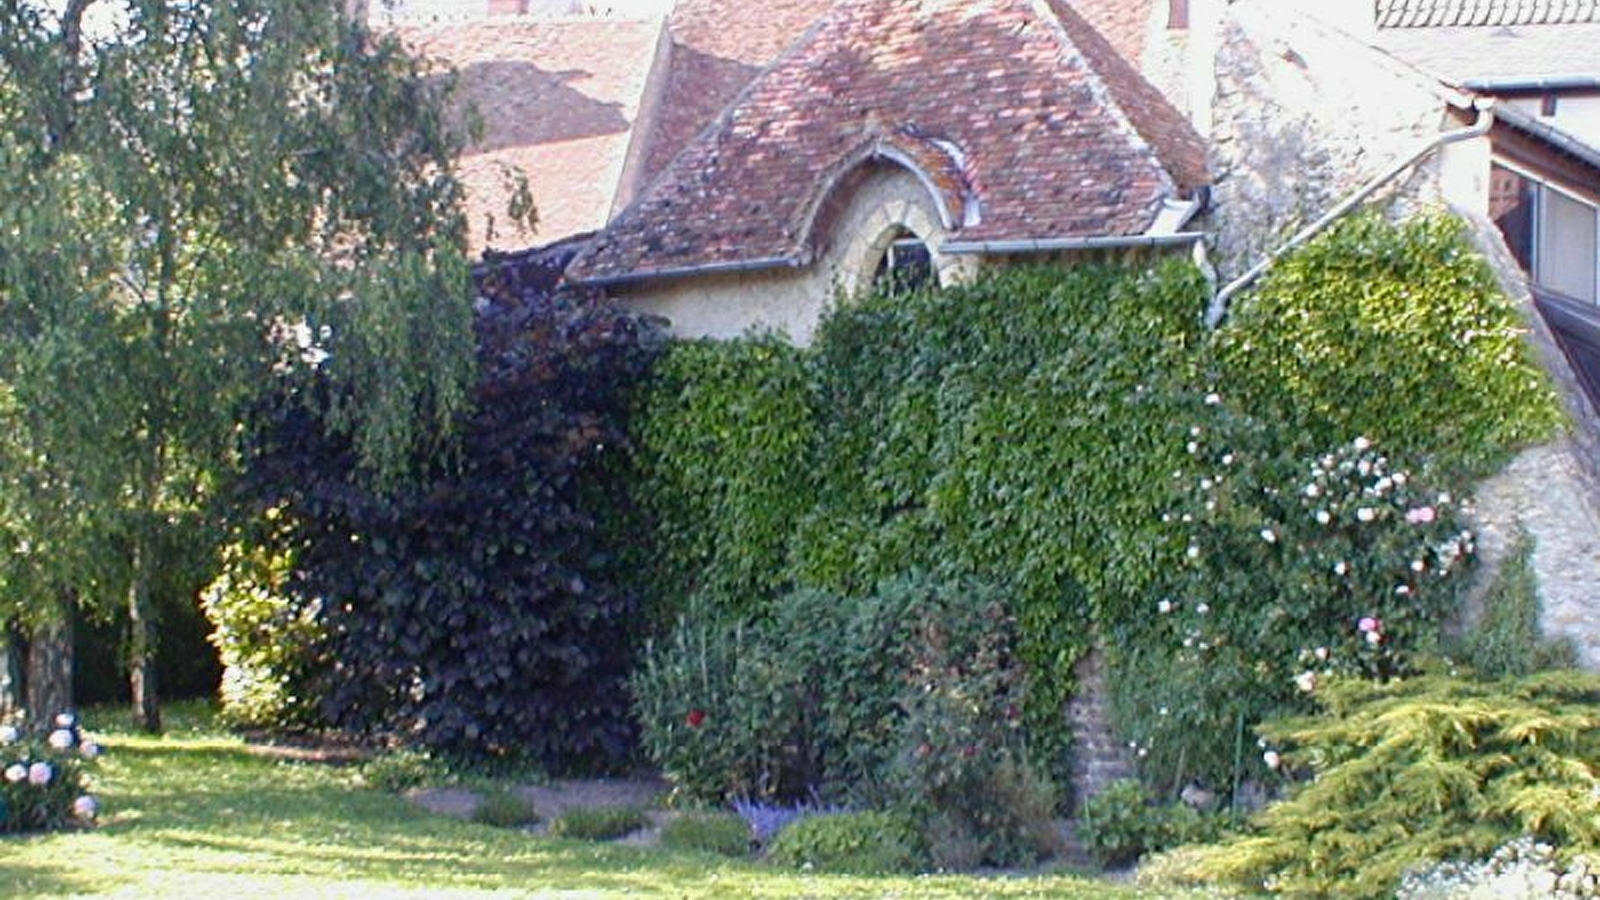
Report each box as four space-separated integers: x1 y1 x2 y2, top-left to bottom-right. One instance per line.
1205 101 1497 327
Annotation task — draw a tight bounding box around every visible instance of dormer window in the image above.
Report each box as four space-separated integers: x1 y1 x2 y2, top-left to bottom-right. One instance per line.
873 229 934 294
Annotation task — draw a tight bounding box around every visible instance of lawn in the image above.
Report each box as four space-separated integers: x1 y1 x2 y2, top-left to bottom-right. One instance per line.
0 707 1168 900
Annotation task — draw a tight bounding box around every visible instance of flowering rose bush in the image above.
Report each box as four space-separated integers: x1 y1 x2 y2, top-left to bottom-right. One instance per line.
1112 395 1476 792
0 713 100 833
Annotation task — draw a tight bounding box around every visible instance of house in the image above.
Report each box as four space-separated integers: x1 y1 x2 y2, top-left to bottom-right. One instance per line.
388 0 1600 670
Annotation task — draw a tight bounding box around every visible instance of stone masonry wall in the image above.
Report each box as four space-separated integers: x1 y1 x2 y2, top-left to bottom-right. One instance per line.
1204 2 1455 279
1066 648 1135 803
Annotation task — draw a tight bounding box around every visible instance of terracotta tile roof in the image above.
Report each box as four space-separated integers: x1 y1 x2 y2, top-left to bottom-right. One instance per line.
570 0 1208 285
1069 0 1160 67
1373 21 1600 84
636 0 837 187
1377 0 1600 27
392 18 662 255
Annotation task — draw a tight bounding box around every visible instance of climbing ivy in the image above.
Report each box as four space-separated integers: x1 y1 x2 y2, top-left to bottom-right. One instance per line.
1218 213 1562 480
630 262 1209 779
626 213 1563 800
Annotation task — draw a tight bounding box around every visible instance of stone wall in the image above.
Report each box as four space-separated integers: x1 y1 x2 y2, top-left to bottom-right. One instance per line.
1457 212 1600 670
1065 648 1135 803
1202 2 1457 279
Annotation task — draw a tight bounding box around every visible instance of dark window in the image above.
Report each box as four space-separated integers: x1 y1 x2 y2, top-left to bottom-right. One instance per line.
874 232 934 294
1491 164 1536 273
1541 95 1559 117
1168 0 1189 29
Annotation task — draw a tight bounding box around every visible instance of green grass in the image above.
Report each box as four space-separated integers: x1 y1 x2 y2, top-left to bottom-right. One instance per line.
0 704 1167 899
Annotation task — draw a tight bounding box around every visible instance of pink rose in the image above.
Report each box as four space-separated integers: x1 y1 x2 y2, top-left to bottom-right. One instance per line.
1358 617 1381 634
1405 506 1437 525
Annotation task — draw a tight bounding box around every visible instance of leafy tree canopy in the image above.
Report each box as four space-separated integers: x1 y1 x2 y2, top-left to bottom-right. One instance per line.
0 0 484 727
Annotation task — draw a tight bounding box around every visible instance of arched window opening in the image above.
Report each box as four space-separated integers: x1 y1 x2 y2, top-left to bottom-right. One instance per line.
873 229 934 294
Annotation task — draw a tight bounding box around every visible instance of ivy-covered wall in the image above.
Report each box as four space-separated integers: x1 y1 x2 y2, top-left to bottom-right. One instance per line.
622 213 1561 795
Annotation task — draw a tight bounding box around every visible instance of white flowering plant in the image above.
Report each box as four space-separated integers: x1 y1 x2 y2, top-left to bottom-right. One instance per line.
1113 395 1476 792
0 712 100 833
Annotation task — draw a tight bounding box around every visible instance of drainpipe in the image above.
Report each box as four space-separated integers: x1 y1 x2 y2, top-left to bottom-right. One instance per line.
1205 101 1496 327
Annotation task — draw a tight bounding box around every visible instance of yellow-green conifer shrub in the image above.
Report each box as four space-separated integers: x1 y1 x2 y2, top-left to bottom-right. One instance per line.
1195 670 1599 900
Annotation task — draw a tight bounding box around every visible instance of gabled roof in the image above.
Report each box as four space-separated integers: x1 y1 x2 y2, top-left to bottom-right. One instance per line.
393 18 662 254
570 0 1208 286
1377 0 1600 28
635 0 838 188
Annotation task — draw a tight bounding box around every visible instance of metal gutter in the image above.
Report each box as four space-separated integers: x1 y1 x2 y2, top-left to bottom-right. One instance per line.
1491 102 1600 172
1462 75 1600 94
1205 103 1496 328
573 254 806 288
942 231 1207 255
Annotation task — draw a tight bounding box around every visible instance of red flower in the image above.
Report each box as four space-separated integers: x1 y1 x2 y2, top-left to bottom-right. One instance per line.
686 709 707 728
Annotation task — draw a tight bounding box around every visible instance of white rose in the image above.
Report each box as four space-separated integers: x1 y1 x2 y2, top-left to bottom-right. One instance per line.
1294 671 1317 693
1187 441 1199 455
4 763 25 783
1305 483 1322 498
1333 561 1349 576
72 795 98 821
1261 528 1277 544
1365 630 1382 646
1186 545 1201 560
1204 393 1222 406
1196 603 1211 615
0 725 19 744
1315 510 1332 525
1314 646 1330 661
1263 750 1282 770
1410 560 1425 573
1158 600 1174 614
27 761 51 786
1357 508 1376 522
54 713 76 729
79 741 101 759
1353 437 1372 452
48 729 75 751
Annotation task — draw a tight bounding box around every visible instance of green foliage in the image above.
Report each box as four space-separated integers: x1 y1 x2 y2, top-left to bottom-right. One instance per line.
547 807 649 841
472 791 539 829
1113 417 1477 792
201 532 326 730
1218 213 1562 480
628 213 1562 834
630 263 1209 780
888 602 1060 868
631 575 1002 805
766 812 926 875
635 576 1060 867
0 717 98 834
630 337 815 617
1077 779 1223 870
658 811 752 857
360 748 452 794
1456 530 1578 678
1194 671 1600 900
0 0 482 726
